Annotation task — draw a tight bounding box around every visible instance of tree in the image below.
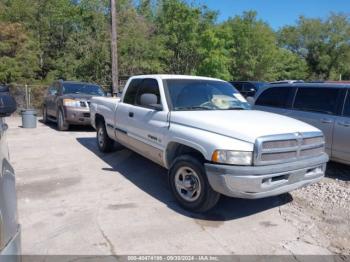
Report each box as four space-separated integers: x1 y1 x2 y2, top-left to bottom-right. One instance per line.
118 1 165 76
0 22 39 83
55 0 112 84
155 0 215 74
274 48 308 80
221 11 280 81
196 26 231 80
278 14 350 80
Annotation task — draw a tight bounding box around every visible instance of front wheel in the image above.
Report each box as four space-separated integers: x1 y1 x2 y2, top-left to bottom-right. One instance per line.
169 155 220 213
96 122 114 152
57 109 69 131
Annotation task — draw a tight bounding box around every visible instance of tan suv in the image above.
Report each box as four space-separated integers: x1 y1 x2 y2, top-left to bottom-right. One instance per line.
253 83 350 165
42 80 106 131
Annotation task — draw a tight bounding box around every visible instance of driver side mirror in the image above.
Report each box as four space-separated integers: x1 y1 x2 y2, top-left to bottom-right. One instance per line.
140 93 162 111
0 93 17 117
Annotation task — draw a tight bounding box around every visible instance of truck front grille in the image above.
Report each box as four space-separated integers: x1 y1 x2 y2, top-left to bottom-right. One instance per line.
254 132 325 165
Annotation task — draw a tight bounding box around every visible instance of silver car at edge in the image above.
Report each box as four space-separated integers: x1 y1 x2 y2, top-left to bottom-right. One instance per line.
253 83 350 165
0 86 21 261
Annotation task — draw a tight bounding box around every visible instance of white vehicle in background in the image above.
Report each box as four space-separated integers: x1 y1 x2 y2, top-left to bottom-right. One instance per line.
90 75 328 212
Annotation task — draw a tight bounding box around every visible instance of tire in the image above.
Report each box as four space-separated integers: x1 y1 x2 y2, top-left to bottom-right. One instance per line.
169 155 220 213
57 109 69 131
96 122 114 152
42 106 48 124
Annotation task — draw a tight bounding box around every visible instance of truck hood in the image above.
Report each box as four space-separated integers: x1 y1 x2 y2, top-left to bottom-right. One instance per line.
170 110 320 143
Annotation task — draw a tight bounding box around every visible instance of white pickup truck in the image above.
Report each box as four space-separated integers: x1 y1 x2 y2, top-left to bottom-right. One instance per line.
90 75 328 212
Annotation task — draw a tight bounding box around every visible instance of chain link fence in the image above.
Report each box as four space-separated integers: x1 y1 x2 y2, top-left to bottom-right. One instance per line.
9 84 48 115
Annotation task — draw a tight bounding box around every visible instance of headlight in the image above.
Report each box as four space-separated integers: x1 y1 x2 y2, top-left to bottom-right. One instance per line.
212 150 253 165
63 99 81 107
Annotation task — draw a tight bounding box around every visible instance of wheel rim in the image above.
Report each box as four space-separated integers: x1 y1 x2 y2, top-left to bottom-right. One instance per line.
98 127 104 147
174 166 201 202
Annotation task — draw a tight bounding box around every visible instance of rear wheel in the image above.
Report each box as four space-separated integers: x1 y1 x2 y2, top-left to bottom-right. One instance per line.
57 109 69 131
96 122 114 152
169 155 220 213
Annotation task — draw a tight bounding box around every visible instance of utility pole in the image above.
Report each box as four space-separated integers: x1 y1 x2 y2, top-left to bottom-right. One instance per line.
110 0 119 95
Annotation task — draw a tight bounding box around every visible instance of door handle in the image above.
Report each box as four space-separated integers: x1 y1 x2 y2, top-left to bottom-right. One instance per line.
321 118 332 124
128 112 134 118
338 121 350 127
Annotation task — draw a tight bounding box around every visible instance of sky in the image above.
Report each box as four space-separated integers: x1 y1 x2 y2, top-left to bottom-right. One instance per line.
190 0 350 30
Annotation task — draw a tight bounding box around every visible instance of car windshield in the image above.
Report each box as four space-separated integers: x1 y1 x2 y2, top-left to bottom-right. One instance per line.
164 79 251 111
62 83 105 96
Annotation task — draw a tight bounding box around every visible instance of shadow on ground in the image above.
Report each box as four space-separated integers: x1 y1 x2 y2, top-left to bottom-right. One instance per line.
326 161 350 182
38 119 95 132
76 137 292 221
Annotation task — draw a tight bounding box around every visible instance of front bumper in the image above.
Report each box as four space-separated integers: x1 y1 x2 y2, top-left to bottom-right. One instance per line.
0 225 21 260
63 106 91 125
205 153 328 199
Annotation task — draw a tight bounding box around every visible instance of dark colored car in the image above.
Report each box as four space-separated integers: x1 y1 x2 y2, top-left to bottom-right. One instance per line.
43 80 105 131
0 86 21 259
230 81 267 98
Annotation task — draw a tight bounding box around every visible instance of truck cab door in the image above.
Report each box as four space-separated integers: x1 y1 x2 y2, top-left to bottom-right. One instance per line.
116 78 168 166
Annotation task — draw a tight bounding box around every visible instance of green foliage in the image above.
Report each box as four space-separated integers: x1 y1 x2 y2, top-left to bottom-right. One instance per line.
274 48 308 80
278 14 350 80
0 22 39 84
119 2 165 76
155 0 208 74
221 11 280 81
0 0 349 86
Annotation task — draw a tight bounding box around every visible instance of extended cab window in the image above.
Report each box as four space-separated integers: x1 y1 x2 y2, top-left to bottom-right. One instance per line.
293 87 340 115
123 79 142 105
255 87 292 108
343 90 350 117
135 79 161 106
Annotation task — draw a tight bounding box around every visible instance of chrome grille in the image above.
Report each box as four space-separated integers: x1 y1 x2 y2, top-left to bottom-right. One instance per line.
261 151 297 161
262 139 298 149
300 146 324 157
302 136 324 145
254 132 325 165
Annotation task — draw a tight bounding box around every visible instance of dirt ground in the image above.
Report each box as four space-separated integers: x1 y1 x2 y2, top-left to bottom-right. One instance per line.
6 117 350 257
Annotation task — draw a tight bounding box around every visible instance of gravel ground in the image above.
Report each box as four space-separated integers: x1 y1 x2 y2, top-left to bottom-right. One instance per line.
280 162 350 254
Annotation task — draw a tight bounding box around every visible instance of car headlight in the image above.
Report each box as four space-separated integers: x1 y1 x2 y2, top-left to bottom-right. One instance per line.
211 150 253 165
63 99 81 107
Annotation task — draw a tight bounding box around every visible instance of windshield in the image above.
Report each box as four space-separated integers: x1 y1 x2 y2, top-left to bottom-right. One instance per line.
62 83 105 96
164 79 251 111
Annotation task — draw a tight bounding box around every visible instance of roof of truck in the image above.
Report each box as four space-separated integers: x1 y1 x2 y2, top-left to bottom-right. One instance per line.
130 74 226 82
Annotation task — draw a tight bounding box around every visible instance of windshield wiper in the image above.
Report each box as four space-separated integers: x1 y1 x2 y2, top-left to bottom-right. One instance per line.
175 106 212 111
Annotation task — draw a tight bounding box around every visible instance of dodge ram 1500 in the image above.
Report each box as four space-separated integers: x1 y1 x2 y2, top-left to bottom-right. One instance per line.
90 75 328 212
